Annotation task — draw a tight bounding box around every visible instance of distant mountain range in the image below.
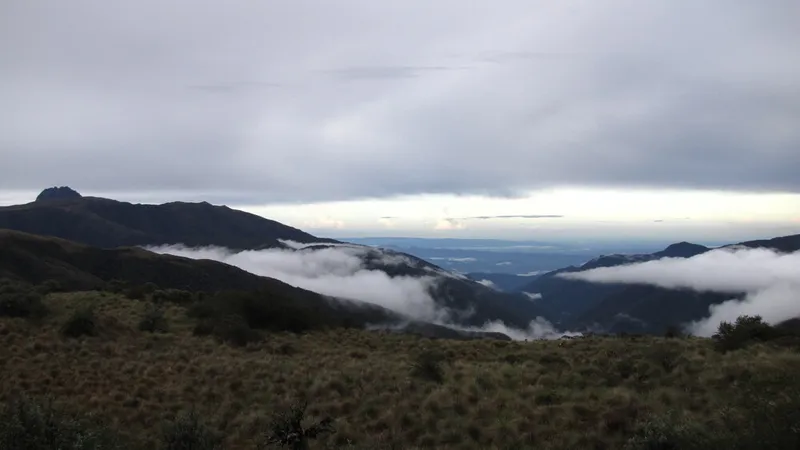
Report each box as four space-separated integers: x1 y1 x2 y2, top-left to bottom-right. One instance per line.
0 188 547 331
516 237 800 334
2 187 797 337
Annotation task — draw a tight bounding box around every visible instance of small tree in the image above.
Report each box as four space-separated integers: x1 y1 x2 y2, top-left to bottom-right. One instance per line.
161 409 222 450
61 307 97 338
138 305 169 333
712 315 776 353
410 350 446 383
260 401 335 450
0 396 121 449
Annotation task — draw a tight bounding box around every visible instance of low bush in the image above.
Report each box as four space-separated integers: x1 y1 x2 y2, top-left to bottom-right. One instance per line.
36 279 63 295
0 288 47 319
152 289 194 305
196 315 263 347
627 367 800 449
261 401 335 450
712 315 778 353
61 307 97 338
0 396 122 450
161 409 222 450
138 305 169 333
188 290 328 335
410 350 446 383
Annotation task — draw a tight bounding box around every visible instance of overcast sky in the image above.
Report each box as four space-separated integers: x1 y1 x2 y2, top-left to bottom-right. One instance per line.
1 0 798 241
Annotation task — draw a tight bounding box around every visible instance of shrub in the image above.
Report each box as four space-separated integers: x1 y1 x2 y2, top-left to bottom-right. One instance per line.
627 369 800 450
211 316 263 347
624 411 726 450
712 315 777 353
0 289 48 319
410 350 445 383
664 325 682 338
152 289 193 305
260 401 335 450
106 279 128 294
124 285 148 300
192 320 215 337
161 409 222 450
188 290 326 335
0 396 122 450
61 307 97 338
138 305 169 333
37 279 63 295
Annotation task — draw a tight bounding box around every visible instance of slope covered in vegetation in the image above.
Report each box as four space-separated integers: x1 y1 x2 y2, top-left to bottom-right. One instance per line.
1 284 798 449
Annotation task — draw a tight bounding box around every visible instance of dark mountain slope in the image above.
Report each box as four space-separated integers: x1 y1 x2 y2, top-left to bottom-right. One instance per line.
722 234 800 253
466 273 534 292
0 189 555 330
513 252 691 324
0 188 333 250
0 229 339 296
570 233 800 333
0 230 511 340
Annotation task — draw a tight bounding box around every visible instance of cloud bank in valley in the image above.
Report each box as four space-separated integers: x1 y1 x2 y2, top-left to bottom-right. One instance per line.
148 243 445 322
560 247 800 336
147 242 569 339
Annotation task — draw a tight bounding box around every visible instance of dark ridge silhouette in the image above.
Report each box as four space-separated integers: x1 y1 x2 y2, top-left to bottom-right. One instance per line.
1 189 334 250
35 186 83 202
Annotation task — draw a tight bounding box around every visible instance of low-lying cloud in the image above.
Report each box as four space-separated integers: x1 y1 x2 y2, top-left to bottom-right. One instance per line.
148 242 572 340
149 243 445 322
523 292 542 301
476 279 497 289
559 247 800 336
458 317 579 341
456 215 564 220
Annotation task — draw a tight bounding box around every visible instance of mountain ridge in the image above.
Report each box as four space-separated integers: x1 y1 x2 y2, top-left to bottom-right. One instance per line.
0 189 548 331
518 233 799 334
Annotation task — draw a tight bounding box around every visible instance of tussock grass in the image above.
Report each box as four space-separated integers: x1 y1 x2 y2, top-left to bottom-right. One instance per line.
1 291 798 449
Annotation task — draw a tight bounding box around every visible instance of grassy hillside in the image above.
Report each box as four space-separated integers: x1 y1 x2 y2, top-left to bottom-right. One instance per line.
0 230 403 333
1 290 798 449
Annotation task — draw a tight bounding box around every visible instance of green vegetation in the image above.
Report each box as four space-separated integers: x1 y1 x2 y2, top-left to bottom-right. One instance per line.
1 285 799 449
61 306 98 338
0 396 121 450
712 314 797 353
0 279 48 319
138 304 169 333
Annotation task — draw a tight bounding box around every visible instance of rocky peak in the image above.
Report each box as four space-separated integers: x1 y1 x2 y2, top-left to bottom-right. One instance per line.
35 186 82 202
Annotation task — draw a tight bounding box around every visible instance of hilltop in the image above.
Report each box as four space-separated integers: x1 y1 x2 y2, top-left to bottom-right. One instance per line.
0 187 331 250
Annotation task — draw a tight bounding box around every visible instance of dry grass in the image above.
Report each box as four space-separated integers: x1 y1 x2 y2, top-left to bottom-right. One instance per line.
1 291 798 449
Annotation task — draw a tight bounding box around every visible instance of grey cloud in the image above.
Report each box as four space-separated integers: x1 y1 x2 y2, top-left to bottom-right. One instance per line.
188 81 284 94
457 215 564 220
322 65 469 81
1 1 798 204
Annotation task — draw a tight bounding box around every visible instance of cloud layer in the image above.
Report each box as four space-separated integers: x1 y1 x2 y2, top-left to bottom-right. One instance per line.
149 243 445 321
561 247 800 335
2 1 799 204
148 242 570 339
